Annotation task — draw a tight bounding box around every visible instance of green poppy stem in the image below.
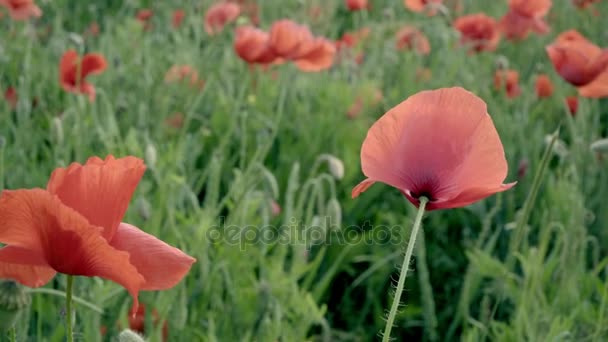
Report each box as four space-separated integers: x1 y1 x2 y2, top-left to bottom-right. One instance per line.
65 275 74 342
382 197 429 342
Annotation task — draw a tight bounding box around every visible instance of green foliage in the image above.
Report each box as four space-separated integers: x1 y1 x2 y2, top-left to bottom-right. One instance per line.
1 0 608 341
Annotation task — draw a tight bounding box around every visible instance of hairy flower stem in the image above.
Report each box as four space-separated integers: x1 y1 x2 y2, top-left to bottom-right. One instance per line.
65 276 74 342
382 197 428 342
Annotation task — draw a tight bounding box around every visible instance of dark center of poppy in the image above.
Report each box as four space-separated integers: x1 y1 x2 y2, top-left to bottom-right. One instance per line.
409 190 434 202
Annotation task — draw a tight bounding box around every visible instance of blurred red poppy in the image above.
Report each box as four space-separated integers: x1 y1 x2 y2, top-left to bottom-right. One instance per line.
546 30 608 97
352 87 515 210
395 26 431 55
59 50 107 102
404 0 443 15
494 69 522 98
566 95 578 115
136 9 153 30
86 22 100 37
572 0 600 9
453 14 501 53
335 28 370 51
172 9 185 28
535 74 554 98
346 0 368 11
129 304 169 342
293 38 336 72
269 20 314 59
164 65 205 89
234 26 279 65
204 2 240 35
499 0 551 40
0 0 41 20
4 87 17 109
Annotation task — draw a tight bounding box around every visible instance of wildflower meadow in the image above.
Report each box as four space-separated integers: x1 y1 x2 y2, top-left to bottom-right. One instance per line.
1 0 608 341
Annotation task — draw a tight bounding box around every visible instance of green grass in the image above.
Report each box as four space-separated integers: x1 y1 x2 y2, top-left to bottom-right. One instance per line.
2 0 608 341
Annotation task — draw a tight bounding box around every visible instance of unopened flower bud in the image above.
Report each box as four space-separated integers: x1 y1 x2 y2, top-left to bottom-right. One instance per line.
136 197 151 221
145 143 157 169
591 138 608 153
0 281 31 331
320 154 344 180
52 117 64 145
118 329 146 342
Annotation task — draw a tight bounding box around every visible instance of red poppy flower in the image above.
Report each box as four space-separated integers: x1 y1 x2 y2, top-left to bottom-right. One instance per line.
293 38 336 72
395 26 431 55
269 20 314 59
164 65 205 89
546 30 608 98
453 14 501 53
4 87 17 109
136 9 153 30
234 26 279 65
165 112 185 129
494 69 522 98
346 0 368 11
352 87 515 210
566 95 578 115
404 0 443 15
86 22 100 37
499 0 551 40
204 2 240 35
172 9 185 28
0 0 41 20
59 50 107 102
335 28 370 51
129 304 169 342
572 0 600 9
535 74 554 97
0 156 196 311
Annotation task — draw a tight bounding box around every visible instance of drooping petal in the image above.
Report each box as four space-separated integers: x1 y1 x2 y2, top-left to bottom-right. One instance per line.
110 223 195 291
357 87 512 210
294 38 336 72
351 178 376 198
578 70 608 98
0 189 145 306
0 246 56 287
59 50 79 87
47 155 146 241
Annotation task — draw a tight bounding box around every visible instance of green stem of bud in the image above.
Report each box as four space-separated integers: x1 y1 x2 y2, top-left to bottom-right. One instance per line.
65 276 74 342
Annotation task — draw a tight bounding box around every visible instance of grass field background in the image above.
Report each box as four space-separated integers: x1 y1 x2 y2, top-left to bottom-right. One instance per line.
2 0 608 341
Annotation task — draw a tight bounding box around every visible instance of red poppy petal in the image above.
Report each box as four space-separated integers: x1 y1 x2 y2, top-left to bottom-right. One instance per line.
0 189 145 307
294 39 336 72
352 178 376 198
80 53 107 78
47 156 146 241
60 50 79 80
0 246 56 287
110 223 196 291
431 183 516 210
578 71 608 98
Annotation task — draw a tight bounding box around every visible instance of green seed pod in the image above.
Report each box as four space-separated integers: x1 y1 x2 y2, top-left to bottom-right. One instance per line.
118 329 146 342
0 281 31 332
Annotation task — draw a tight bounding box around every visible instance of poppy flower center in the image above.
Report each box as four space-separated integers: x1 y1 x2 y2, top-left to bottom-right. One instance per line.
409 190 434 201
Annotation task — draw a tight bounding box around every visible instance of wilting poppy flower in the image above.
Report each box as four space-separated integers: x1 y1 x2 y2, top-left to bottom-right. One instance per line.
352 87 515 210
164 65 205 89
269 20 314 59
453 14 501 53
59 50 107 102
404 0 443 15
172 9 185 28
546 30 608 98
395 26 431 55
4 87 17 109
0 0 41 20
346 0 368 11
0 156 196 311
566 95 578 115
128 304 169 341
494 69 522 98
499 0 551 40
204 2 240 35
234 26 278 65
535 74 554 97
293 38 336 72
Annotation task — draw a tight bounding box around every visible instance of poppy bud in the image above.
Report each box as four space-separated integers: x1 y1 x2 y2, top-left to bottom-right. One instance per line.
118 329 146 342
591 138 608 153
145 143 157 169
68 33 84 46
52 117 64 145
236 16 249 26
517 158 529 179
0 281 31 332
319 154 344 180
